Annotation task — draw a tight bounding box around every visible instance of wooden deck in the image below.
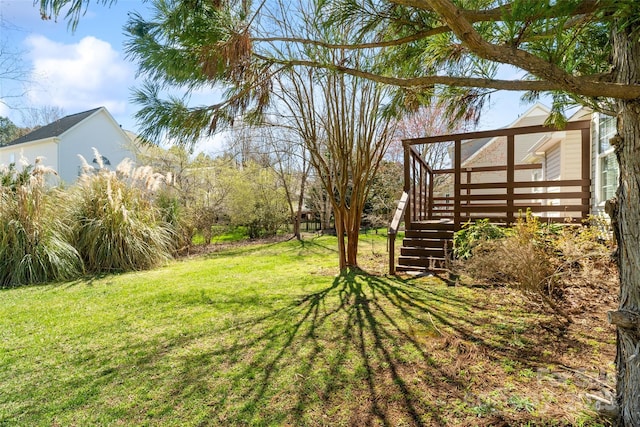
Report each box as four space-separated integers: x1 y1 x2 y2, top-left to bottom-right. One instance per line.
388 120 592 274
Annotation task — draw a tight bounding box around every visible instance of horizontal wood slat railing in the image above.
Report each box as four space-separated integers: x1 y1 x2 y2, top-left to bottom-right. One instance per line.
454 191 590 201
435 163 543 174
460 179 589 190
388 119 592 274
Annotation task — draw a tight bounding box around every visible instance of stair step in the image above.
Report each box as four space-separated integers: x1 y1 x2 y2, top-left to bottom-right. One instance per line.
394 220 456 273
405 230 454 239
398 255 449 270
401 247 446 257
398 255 448 265
402 238 453 249
395 265 445 274
409 221 455 231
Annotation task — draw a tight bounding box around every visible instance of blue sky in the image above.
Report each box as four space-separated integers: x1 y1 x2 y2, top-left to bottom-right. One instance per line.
1 1 145 129
0 0 541 150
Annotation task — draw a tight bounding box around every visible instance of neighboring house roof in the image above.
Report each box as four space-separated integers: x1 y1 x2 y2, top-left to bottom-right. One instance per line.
460 136 492 163
567 106 592 122
461 103 551 166
6 107 102 146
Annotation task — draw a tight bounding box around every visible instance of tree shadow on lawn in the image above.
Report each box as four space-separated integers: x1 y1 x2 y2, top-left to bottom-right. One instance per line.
199 236 341 260
153 272 598 426
43 272 604 426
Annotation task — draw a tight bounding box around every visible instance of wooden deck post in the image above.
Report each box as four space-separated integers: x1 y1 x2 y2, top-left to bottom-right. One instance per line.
454 139 462 230
403 141 412 229
581 127 591 220
507 135 515 224
428 169 434 219
419 161 424 220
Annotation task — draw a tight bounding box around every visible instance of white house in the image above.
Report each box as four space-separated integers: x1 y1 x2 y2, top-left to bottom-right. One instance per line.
0 107 135 184
452 103 618 218
519 107 617 216
459 103 551 187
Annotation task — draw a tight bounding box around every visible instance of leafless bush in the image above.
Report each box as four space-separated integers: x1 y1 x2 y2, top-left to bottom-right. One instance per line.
457 214 615 317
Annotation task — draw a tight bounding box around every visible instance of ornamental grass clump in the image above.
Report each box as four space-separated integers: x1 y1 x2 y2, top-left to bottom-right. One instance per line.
67 151 175 273
0 159 82 287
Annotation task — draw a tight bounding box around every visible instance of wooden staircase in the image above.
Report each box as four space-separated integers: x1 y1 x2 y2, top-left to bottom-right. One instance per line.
395 220 454 273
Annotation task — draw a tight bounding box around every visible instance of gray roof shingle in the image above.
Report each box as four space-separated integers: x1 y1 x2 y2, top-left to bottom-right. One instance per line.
6 107 102 146
460 136 493 164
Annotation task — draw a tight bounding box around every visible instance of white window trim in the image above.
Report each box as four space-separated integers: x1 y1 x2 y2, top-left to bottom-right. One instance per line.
595 114 617 206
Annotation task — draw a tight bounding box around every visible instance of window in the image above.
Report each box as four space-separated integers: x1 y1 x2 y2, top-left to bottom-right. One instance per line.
92 155 111 166
598 115 619 202
601 153 619 201
598 115 616 153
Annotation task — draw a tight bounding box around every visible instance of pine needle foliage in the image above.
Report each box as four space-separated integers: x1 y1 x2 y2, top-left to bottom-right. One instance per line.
67 152 175 273
0 160 82 287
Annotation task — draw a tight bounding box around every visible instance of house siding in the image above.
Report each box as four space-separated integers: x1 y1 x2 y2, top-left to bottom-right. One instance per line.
57 109 132 183
0 140 59 176
545 143 561 180
561 131 583 180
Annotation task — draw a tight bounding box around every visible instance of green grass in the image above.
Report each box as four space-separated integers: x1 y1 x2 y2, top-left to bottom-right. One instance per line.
0 234 612 426
192 226 250 245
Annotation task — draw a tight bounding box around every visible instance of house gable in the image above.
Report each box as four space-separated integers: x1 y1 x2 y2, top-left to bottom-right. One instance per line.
0 107 134 184
462 103 551 167
56 108 133 183
6 108 101 147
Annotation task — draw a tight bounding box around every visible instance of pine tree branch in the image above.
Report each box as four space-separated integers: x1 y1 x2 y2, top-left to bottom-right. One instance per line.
424 0 636 99
388 0 598 21
254 54 640 99
255 1 597 51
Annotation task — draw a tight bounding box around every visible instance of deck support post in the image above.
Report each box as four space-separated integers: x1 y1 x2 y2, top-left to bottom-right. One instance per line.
428 169 434 220
507 135 515 224
454 139 462 231
403 141 412 229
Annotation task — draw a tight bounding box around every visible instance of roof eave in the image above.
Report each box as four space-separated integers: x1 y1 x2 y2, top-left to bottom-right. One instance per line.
1 136 60 149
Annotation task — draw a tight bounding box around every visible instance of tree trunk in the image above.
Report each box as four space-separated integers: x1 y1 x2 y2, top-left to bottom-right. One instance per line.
346 206 361 268
611 17 640 426
294 170 307 240
293 157 309 240
323 195 332 232
334 206 347 271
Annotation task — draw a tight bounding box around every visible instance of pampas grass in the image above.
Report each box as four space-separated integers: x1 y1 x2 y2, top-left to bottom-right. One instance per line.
67 151 175 273
0 159 82 287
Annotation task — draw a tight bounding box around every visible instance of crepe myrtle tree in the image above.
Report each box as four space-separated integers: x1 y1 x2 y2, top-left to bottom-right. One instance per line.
39 0 640 422
125 0 396 271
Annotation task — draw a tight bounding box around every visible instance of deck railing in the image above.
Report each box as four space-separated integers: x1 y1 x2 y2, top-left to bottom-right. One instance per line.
387 191 408 275
388 120 592 274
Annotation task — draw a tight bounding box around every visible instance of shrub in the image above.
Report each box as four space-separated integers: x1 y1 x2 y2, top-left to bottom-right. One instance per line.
0 160 82 287
461 223 556 295
156 189 193 252
456 212 613 314
66 154 175 273
453 218 506 259
226 162 290 239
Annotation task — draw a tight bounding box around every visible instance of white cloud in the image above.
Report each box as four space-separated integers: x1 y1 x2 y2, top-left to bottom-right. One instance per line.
25 35 134 114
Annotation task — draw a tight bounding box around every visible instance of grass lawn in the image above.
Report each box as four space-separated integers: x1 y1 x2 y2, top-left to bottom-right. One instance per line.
0 233 615 426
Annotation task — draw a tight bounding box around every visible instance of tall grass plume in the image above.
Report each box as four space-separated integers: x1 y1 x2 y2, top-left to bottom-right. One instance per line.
0 158 82 287
67 150 175 273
